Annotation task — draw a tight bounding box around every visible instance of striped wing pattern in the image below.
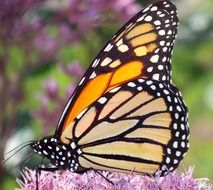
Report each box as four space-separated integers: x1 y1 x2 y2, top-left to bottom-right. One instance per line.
64 78 189 176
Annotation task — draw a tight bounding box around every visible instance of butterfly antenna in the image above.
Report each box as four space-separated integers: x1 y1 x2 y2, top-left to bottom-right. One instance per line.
4 140 34 155
1 142 32 166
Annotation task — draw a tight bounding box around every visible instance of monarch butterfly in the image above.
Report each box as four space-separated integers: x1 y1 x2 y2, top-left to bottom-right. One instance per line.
31 0 189 177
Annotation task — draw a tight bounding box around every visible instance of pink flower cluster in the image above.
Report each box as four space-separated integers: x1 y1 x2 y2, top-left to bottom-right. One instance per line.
17 167 212 190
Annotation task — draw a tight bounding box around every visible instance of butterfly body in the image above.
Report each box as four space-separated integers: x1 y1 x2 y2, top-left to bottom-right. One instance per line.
32 0 189 177
32 136 86 173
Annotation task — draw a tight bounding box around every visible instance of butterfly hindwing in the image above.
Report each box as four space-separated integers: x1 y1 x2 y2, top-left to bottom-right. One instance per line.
56 0 179 137
59 78 189 175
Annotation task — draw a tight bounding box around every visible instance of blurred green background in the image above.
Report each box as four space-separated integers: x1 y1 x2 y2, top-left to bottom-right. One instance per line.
0 0 212 189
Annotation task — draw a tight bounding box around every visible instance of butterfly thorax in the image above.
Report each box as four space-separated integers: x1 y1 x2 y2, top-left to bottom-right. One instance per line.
31 136 80 171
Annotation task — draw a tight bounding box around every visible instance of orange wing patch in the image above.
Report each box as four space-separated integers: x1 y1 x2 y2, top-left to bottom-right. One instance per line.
62 61 144 135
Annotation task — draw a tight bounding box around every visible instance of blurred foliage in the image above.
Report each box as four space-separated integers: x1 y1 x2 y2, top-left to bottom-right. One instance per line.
0 0 212 189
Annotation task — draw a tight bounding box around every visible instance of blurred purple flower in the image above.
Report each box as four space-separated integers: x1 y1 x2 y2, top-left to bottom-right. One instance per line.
33 32 59 60
61 61 85 79
17 167 212 190
112 0 142 22
58 24 80 43
33 62 85 134
42 78 59 100
0 0 44 39
66 0 141 32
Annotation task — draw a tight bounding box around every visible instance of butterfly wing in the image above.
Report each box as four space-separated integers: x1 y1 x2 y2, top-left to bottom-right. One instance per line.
64 78 189 175
55 0 179 139
55 1 178 136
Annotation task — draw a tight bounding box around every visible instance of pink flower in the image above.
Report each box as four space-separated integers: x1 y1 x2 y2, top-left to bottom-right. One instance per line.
17 167 212 190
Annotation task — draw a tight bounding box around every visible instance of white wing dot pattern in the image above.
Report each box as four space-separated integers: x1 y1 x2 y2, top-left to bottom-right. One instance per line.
89 0 179 83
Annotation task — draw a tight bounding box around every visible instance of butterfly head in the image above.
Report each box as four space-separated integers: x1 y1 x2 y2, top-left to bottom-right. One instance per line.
31 136 70 168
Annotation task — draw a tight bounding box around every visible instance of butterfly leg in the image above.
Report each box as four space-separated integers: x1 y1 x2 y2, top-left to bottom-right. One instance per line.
35 166 59 190
95 170 114 186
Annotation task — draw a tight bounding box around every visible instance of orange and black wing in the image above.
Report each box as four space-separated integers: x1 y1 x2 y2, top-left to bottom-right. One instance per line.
67 78 189 176
55 1 179 142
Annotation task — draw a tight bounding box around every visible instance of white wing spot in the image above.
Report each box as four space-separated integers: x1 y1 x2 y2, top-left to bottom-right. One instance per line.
152 73 160 80
159 30 166 35
158 65 164 70
137 86 143 91
150 55 159 63
163 89 169 94
167 148 171 154
176 151 181 157
150 85 156 90
144 15 152 22
89 71 96 79
154 20 161 25
181 124 185 130
175 113 179 119
71 142 77 149
127 82 136 87
159 83 164 88
118 44 129 52
92 59 100 68
110 87 121 93
98 97 107 104
147 66 153 72
157 11 162 15
165 19 170 24
160 41 165 46
146 80 153 85
176 105 182 112
181 142 186 148
79 77 85 86
166 157 170 164
166 42 171 46
151 6 158 11
155 48 160 53
163 47 168 52
137 15 145 22
182 134 186 140
116 39 123 46
138 79 145 83
43 150 48 155
104 43 113 52
159 14 165 17
76 108 87 119
168 30 172 35
175 131 180 137
142 5 151 13
173 141 178 148
101 57 112 66
162 75 166 81
162 57 167 62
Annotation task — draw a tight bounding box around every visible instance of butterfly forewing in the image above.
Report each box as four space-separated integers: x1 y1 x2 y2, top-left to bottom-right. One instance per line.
56 0 179 138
